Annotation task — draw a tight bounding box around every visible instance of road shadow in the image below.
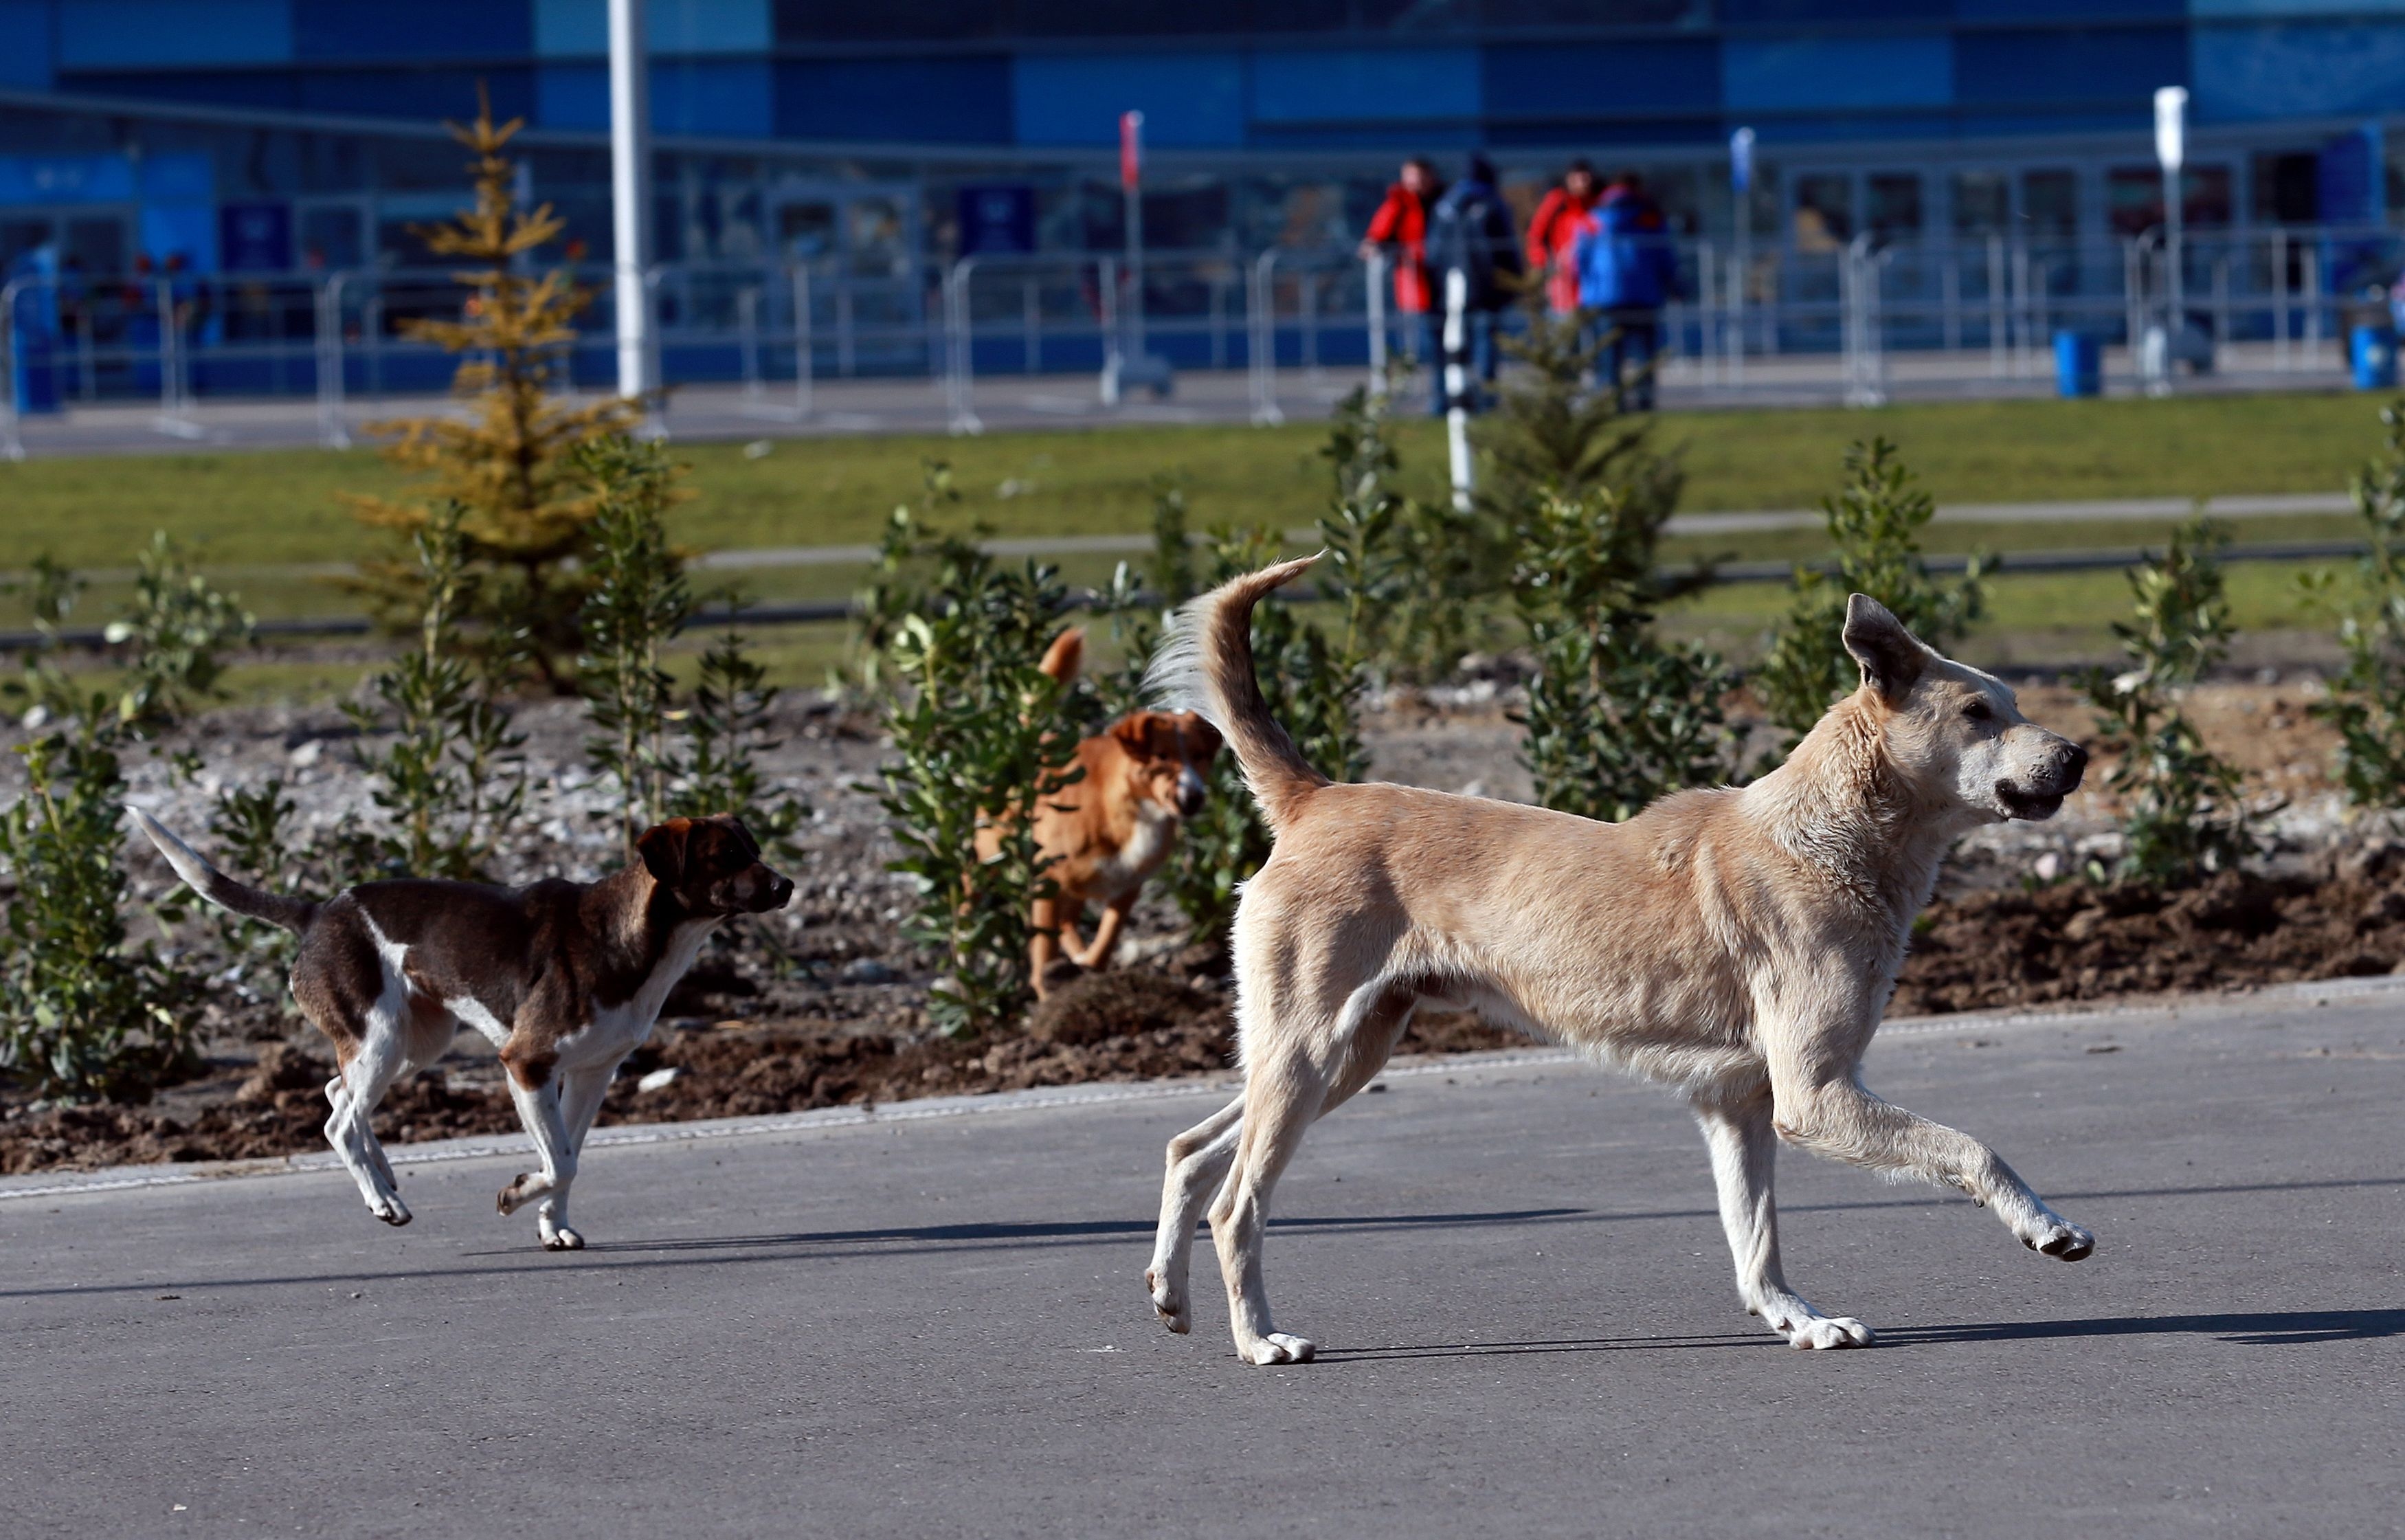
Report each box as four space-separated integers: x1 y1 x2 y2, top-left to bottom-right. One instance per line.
1317 1308 2405 1363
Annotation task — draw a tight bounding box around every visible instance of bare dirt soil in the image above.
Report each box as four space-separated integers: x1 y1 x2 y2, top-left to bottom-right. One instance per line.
2 673 2393 1176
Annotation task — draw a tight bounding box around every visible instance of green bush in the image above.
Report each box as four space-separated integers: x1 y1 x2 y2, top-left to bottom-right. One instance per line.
2078 518 2257 885
873 517 1082 1036
1754 438 1988 753
575 436 691 851
0 538 249 1100
343 500 528 881
2308 402 2405 807
1512 491 1743 822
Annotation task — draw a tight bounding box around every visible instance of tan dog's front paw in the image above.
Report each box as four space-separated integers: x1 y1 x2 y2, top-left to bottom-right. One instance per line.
1236 1331 1315 1365
1145 1267 1189 1334
2026 1218 2094 1260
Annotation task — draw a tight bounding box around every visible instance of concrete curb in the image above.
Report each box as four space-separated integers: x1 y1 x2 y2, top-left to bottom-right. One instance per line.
8 972 2403 1205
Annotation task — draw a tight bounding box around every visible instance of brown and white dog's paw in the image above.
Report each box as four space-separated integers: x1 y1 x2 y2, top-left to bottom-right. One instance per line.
541 1225 585 1251
367 1194 412 1227
2024 1217 2095 1261
1784 1316 1875 1350
496 1174 544 1216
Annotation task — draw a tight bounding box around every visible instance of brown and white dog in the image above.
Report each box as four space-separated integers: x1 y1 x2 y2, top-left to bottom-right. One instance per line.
1009 629 1222 996
131 809 792 1249
1143 557 2092 1364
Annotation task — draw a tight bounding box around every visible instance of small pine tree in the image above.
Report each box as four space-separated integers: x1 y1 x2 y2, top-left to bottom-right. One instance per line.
1755 438 1988 753
346 89 636 691
2079 519 2257 886
673 606 811 856
1477 296 1684 548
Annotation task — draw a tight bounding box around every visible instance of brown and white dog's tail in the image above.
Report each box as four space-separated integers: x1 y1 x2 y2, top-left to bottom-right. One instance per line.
1143 554 1329 832
128 807 317 934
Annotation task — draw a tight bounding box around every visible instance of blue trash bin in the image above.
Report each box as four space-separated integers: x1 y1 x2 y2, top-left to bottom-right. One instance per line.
2353 325 2398 391
2053 331 2100 399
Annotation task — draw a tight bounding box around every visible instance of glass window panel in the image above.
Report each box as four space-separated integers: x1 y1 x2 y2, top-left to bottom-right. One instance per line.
1951 170 2009 236
1793 171 1851 250
1866 172 1921 241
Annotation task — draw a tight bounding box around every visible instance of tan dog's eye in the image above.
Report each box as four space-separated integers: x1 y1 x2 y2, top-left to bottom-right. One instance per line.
1963 699 1993 722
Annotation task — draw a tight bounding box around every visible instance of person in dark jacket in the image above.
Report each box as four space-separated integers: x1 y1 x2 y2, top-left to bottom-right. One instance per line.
1359 156 1442 392
1424 154 1523 415
1573 170 1684 411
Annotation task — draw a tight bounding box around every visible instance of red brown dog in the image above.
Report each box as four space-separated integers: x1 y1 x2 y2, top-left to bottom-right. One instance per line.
1017 630 1222 996
131 807 792 1249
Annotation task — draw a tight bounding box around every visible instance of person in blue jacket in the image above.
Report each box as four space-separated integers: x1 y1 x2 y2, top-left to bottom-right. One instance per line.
1574 170 1684 411
1424 155 1523 416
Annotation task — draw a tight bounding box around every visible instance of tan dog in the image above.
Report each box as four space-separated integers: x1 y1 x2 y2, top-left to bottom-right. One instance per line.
1142 557 2092 1364
1016 630 1223 995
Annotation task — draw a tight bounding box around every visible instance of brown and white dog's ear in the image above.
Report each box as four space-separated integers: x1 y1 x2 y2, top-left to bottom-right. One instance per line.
1110 713 1164 758
636 818 693 884
1842 593 1929 702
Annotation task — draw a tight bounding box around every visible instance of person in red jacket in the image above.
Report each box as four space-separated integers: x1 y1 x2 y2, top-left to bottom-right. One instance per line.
1525 159 1600 315
1359 156 1442 403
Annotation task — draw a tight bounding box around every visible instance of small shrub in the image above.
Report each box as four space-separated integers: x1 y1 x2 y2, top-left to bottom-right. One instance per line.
874 530 1082 1036
574 437 691 851
844 461 963 698
673 607 811 854
2309 402 2405 807
2078 518 2257 886
1513 491 1743 822
0 538 249 1100
1478 295 1684 535
342 501 529 881
1317 386 1476 684
1755 438 1988 754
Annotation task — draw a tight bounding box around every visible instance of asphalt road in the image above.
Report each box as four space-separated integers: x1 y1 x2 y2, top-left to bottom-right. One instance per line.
6 986 2405 1537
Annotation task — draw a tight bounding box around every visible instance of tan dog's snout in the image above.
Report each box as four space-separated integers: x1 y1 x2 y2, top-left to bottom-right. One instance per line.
1997 734 2087 819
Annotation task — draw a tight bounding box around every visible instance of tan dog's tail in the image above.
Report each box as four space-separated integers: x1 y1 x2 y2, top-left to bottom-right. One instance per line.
1038 627 1083 684
128 807 317 934
1143 555 1328 830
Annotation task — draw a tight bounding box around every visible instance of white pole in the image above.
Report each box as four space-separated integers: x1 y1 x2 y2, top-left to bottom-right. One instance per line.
609 0 654 405
1444 267 1473 513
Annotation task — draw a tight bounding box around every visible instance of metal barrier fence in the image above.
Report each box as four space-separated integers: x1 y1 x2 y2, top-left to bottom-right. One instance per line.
5 224 2400 456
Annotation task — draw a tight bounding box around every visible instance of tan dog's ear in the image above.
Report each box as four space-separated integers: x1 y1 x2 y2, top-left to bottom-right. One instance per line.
1842 594 1929 702
1181 715 1224 763
636 818 693 884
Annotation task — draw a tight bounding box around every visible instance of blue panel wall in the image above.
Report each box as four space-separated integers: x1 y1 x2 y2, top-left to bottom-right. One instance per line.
1721 0 1938 19
537 60 607 127
58 1 292 67
534 0 603 55
653 0 770 54
1249 47 1479 124
1956 25 2185 107
1723 34 1951 111
0 1 54 87
774 57 1010 144
298 67 533 121
1012 52 1243 147
2193 21 2405 119
293 0 530 60
2192 0 2405 14
1959 0 2180 14
1481 40 1719 120
59 69 301 107
653 58 771 136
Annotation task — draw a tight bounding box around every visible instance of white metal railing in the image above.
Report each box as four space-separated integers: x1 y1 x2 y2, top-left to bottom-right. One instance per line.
5 224 2403 449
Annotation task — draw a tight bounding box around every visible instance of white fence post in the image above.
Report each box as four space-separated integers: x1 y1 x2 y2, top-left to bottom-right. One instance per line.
944 256 982 436
1364 250 1388 394
315 271 350 449
1248 249 1282 426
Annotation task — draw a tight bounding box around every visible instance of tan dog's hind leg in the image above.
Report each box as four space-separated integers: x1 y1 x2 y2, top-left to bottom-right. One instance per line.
1147 1095 1244 1333
1694 1088 1874 1350
1767 1038 2094 1263
1029 897 1061 999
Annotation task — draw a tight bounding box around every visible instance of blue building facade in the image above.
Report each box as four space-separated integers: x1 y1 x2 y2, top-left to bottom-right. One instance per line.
0 1 2400 394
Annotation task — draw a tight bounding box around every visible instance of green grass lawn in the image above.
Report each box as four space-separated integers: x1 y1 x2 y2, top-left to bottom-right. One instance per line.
0 390 2391 577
